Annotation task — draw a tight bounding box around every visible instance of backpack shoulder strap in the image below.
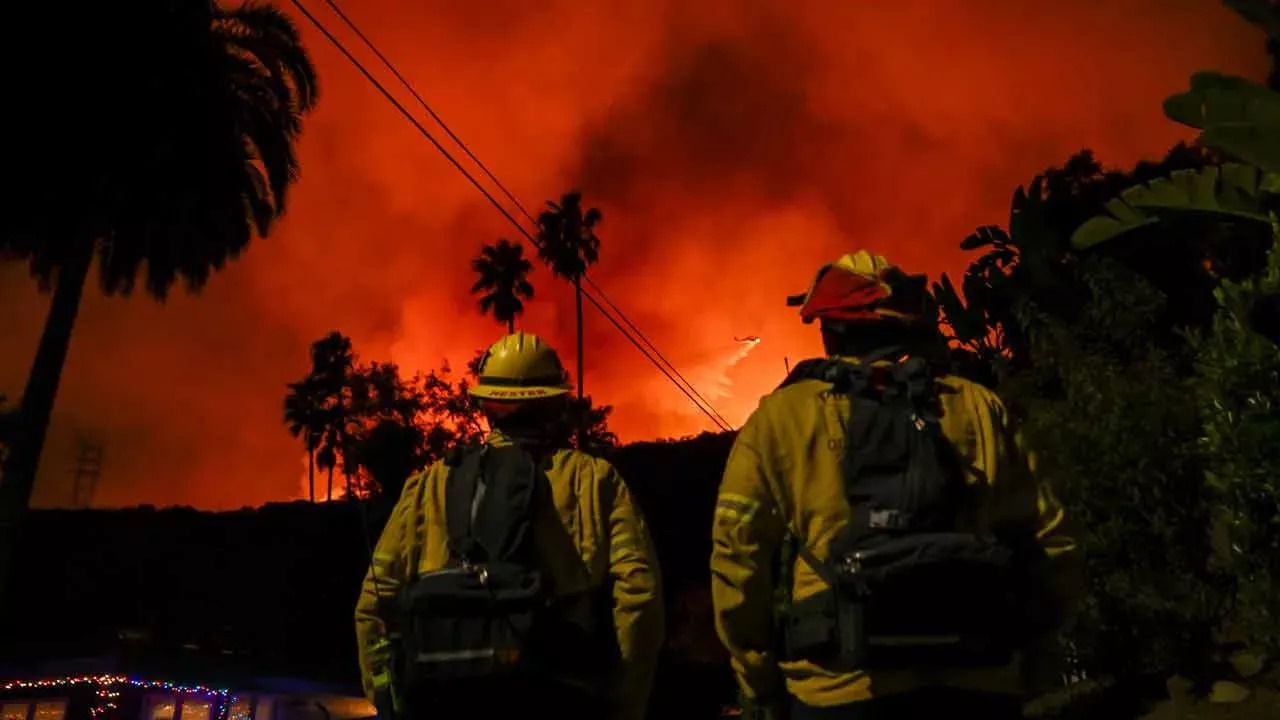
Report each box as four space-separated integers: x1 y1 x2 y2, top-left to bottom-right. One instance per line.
778 345 910 391
837 350 947 525
891 356 937 416
777 357 831 389
468 445 540 564
444 444 541 566
777 357 873 393
444 445 488 564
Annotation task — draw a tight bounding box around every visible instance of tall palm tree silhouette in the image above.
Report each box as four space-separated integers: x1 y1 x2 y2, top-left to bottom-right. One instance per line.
536 191 601 404
284 376 325 503
0 1 320 600
308 332 356 502
470 238 535 333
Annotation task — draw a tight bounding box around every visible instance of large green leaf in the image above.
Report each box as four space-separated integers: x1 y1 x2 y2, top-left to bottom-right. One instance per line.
1164 72 1280 173
1070 164 1277 250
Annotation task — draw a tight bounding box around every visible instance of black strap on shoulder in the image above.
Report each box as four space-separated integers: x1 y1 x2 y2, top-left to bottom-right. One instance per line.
777 357 828 389
471 446 539 563
444 445 488 563
891 356 935 414
444 444 541 566
778 345 908 391
844 355 922 474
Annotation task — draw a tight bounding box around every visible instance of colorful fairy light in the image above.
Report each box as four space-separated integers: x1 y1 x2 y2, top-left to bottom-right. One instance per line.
226 700 251 720
2 675 240 720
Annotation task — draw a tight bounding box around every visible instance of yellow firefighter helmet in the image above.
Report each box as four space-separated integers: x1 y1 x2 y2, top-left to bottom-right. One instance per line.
469 332 573 401
786 250 926 324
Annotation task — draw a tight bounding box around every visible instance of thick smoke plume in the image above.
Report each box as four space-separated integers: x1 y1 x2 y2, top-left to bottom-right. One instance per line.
0 0 1262 508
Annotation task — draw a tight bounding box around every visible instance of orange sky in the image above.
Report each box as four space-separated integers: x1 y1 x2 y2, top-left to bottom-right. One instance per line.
0 0 1265 510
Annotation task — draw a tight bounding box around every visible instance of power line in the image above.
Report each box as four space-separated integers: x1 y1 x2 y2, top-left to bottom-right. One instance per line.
313 0 736 432
581 276 735 429
317 0 535 224
303 0 735 433
288 0 734 432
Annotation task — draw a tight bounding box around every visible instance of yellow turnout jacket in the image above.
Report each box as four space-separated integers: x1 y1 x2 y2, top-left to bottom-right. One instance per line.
710 358 1081 708
355 431 665 720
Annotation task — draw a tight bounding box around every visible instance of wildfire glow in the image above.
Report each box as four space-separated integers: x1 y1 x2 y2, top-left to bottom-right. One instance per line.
0 0 1263 510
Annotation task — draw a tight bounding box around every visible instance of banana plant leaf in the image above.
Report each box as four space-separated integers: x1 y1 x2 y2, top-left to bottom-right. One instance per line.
1070 164 1277 250
1164 71 1280 173
960 225 1008 251
931 272 989 345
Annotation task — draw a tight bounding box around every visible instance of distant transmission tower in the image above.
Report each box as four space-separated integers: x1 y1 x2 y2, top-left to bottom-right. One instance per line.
71 437 104 508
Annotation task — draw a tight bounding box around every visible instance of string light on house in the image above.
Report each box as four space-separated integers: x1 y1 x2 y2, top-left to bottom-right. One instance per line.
3 676 240 720
227 701 251 720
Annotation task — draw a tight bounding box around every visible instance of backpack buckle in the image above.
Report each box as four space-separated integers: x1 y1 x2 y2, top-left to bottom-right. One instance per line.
840 551 866 574
461 559 490 586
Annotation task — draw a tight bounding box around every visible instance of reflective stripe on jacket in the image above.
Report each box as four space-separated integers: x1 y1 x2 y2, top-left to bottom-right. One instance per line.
710 361 1081 708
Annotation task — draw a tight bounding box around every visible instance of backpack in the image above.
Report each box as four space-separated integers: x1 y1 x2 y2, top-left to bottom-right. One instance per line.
392 444 551 690
778 350 1050 669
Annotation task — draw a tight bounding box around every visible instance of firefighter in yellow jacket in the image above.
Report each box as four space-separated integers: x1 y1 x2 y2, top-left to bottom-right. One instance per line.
355 332 664 720
711 251 1081 719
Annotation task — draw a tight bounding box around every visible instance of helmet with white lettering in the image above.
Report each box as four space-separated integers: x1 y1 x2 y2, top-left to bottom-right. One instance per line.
469 332 572 400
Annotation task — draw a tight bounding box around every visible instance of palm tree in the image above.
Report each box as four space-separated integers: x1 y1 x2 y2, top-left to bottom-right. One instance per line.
536 191 602 405
470 239 535 333
283 377 326 502
0 1 319 599
306 332 355 502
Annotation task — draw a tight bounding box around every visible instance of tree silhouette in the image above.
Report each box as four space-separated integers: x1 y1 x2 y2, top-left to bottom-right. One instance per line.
307 333 357 502
536 191 602 404
345 362 430 499
470 239 535 333
284 332 359 503
0 0 320 601
928 151 1280 698
1051 45 1280 676
417 363 486 462
930 145 1224 386
352 419 425 502
285 335 488 500
342 361 485 498
564 395 619 456
283 377 325 503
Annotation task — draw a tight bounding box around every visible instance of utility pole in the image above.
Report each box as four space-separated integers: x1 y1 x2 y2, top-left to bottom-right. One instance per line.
71 437 104 509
